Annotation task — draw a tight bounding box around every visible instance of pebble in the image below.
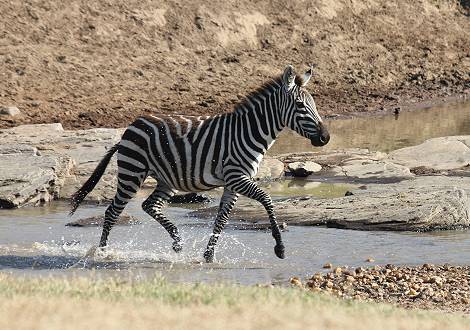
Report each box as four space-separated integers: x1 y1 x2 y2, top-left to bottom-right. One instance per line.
304 264 470 313
290 277 302 287
0 106 21 117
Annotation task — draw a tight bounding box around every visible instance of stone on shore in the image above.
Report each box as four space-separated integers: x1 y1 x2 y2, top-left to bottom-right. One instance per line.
191 187 470 231
0 106 21 117
388 136 470 170
255 157 285 180
0 145 74 208
286 161 322 177
66 213 139 227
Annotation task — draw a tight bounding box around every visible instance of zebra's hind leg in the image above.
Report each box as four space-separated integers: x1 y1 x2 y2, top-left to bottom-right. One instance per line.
142 184 182 253
99 173 144 247
203 189 238 263
226 175 285 259
99 179 142 247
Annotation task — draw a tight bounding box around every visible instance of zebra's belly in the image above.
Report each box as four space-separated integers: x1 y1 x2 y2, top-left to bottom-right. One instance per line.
149 161 225 192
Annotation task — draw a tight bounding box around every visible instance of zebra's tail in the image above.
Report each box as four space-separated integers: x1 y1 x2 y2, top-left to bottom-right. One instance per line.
69 144 119 215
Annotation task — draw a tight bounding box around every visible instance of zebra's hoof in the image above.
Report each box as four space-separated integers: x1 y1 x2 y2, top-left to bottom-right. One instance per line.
274 244 285 259
172 241 183 253
203 250 214 263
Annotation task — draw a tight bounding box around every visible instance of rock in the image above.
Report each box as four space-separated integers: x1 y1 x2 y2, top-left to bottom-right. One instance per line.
323 263 333 269
0 151 74 208
0 144 38 155
388 136 470 170
65 214 139 227
192 187 470 231
366 258 375 262
3 123 64 134
287 161 322 177
329 159 413 180
0 106 21 117
255 157 285 180
169 193 212 204
290 277 303 287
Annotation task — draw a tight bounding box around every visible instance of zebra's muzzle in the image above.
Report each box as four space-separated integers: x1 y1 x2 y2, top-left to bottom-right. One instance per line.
310 123 330 147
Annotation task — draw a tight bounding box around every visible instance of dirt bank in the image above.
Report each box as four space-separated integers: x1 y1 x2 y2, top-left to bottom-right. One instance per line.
0 0 468 129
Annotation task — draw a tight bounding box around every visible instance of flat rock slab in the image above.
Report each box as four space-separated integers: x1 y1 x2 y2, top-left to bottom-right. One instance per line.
0 150 73 208
65 214 140 227
192 188 470 231
388 136 470 170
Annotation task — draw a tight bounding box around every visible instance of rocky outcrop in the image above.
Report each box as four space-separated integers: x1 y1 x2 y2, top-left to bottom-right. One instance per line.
0 143 74 208
65 213 139 227
388 136 470 170
192 179 470 231
286 161 322 177
2 122 470 227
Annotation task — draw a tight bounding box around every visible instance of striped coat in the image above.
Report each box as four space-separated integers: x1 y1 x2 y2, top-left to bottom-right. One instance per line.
71 65 330 262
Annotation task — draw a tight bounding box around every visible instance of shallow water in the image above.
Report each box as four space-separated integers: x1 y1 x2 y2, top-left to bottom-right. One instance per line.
270 100 470 154
2 198 470 285
2 100 470 284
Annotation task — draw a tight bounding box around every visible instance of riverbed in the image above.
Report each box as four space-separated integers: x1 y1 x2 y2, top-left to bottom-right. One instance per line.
1 100 470 284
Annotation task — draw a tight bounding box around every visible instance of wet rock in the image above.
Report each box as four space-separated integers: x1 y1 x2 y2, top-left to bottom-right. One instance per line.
66 213 140 227
388 136 470 170
169 193 212 204
192 187 470 231
0 106 21 117
286 161 322 177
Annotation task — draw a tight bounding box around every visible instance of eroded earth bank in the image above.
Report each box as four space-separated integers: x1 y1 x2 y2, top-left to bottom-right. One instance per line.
0 0 468 129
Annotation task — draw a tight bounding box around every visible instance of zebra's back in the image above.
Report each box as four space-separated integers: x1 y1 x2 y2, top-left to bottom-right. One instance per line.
118 114 230 191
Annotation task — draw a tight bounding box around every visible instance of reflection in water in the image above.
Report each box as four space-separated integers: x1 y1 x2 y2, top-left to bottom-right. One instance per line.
270 100 470 154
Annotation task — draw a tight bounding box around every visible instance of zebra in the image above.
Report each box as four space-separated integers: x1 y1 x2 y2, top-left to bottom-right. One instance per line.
70 65 330 263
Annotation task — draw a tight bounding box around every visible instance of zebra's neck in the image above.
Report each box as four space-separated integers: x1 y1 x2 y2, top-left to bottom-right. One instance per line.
231 79 286 155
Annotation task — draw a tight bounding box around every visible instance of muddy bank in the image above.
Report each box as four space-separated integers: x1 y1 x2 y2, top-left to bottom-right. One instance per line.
291 264 470 314
0 0 468 129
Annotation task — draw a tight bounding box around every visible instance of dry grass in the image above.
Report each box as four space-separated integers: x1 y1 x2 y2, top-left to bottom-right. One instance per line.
0 274 469 330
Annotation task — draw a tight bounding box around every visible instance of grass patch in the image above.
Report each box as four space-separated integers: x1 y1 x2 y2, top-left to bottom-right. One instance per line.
0 274 468 330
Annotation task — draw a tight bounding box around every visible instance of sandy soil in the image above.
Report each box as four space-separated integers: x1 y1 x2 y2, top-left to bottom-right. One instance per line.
0 0 469 129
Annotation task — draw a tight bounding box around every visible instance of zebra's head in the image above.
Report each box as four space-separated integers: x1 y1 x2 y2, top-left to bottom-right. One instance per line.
281 65 330 147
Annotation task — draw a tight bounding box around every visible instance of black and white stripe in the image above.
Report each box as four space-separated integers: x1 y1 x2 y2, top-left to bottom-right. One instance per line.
70 65 330 262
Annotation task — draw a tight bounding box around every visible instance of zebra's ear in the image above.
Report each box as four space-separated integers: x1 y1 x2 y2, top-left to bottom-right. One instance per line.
282 65 296 91
301 66 314 87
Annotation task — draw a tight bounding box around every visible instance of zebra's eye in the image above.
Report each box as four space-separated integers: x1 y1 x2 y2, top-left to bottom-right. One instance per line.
295 101 305 108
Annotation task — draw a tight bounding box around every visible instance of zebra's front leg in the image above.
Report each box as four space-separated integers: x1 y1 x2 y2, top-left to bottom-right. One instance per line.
226 176 285 259
203 189 238 263
142 185 182 253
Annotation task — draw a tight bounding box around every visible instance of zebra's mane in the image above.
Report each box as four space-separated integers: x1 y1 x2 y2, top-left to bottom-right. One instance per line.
233 76 283 114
